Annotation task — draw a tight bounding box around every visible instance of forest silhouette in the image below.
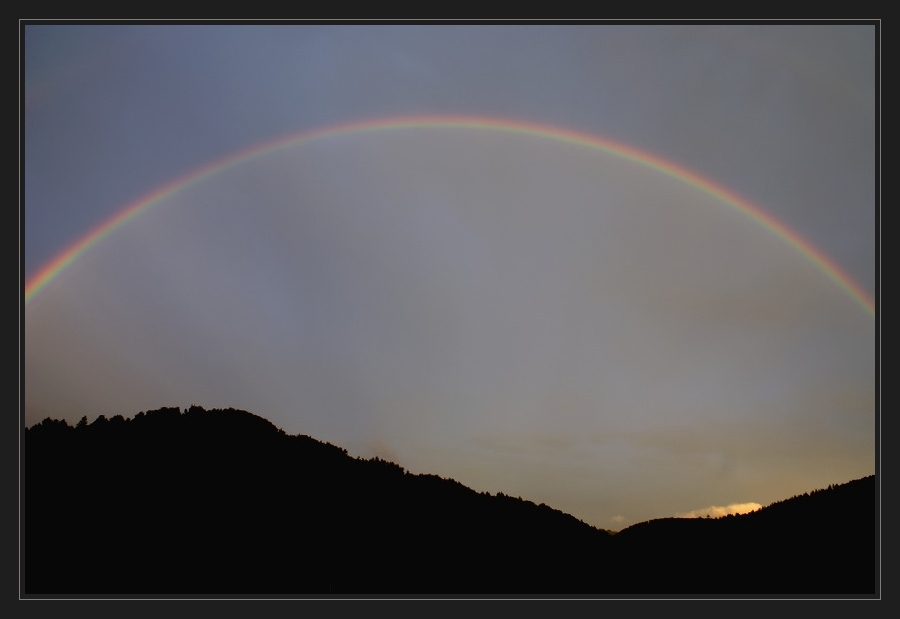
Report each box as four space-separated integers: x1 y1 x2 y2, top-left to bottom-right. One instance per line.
22 406 878 596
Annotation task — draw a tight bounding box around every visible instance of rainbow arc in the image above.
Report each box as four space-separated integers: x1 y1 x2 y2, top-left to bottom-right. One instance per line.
24 115 875 317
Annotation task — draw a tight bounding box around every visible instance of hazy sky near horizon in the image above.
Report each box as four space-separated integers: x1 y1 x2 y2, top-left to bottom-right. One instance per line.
23 23 876 530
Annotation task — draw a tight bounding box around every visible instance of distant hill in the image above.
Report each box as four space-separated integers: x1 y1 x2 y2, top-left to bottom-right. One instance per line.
21 407 878 596
611 473 877 594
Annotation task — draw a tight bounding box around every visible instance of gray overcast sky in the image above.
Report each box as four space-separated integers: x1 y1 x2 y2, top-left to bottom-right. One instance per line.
23 23 876 530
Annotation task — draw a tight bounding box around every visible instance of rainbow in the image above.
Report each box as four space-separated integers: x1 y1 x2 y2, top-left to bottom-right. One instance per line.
24 115 875 317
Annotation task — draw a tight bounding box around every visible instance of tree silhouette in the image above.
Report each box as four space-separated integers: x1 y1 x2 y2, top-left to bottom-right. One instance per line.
22 407 877 595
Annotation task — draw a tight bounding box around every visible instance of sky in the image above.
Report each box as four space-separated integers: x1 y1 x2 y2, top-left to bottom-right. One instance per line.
22 23 877 530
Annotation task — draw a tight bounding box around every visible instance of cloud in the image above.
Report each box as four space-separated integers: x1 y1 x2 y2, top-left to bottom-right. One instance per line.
674 502 762 519
611 515 625 524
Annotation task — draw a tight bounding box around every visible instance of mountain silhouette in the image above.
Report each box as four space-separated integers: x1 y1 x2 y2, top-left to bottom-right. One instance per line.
21 406 878 596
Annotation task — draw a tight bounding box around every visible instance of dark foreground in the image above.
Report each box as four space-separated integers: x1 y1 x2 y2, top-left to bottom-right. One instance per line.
22 407 878 596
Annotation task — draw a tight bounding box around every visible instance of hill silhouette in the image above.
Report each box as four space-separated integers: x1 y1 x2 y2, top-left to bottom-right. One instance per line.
22 406 878 595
